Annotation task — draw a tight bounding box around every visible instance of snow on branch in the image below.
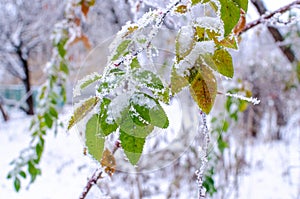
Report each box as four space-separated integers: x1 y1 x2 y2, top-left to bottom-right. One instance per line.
225 92 260 105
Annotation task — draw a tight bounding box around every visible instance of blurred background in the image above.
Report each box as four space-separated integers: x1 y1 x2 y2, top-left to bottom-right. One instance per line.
0 0 299 198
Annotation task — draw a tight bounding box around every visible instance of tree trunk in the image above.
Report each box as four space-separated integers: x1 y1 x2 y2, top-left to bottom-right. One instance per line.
0 103 9 121
16 45 34 115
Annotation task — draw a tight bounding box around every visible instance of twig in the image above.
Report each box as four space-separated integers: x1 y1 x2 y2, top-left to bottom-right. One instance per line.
195 111 210 199
79 169 103 199
240 0 300 35
112 0 181 67
79 140 121 199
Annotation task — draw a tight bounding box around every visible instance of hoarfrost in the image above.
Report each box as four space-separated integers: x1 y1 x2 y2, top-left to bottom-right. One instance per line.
177 26 194 55
196 17 223 35
73 72 101 97
131 93 157 109
176 41 215 75
226 93 261 105
108 93 131 120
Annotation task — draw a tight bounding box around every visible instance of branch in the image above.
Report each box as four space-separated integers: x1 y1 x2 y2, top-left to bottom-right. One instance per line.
240 0 300 63
79 140 121 199
241 0 300 34
79 169 103 199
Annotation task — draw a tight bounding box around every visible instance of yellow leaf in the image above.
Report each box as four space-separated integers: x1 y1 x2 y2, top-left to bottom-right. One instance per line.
101 148 116 176
175 5 188 14
187 59 217 114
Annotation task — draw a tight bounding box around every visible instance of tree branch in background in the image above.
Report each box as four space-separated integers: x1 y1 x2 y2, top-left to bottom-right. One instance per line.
240 0 300 63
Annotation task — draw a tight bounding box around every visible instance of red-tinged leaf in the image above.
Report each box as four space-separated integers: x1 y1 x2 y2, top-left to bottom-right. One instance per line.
233 9 246 35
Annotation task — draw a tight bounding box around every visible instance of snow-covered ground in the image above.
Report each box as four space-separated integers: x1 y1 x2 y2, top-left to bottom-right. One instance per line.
1 107 299 199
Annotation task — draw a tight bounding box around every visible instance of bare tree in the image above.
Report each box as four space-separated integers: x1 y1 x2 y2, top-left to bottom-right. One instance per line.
0 0 64 115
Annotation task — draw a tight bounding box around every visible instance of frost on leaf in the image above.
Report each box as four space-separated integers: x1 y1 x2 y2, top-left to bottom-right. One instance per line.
129 92 169 129
219 0 241 36
176 26 195 63
120 130 146 165
73 73 101 97
97 68 125 95
171 67 189 95
133 69 169 103
118 107 154 138
68 96 99 130
203 48 234 78
99 98 118 136
187 58 217 114
191 0 210 6
85 114 105 162
111 40 131 61
233 0 248 12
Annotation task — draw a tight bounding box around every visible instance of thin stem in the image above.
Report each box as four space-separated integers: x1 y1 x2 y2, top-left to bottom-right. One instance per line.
195 111 210 199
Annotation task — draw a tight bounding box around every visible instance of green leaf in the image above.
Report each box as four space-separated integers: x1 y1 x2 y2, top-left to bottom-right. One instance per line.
68 97 99 130
99 98 118 136
219 0 241 36
28 161 41 183
49 106 58 119
203 48 234 78
130 57 141 69
171 67 189 95
218 137 229 153
35 141 44 162
112 40 131 61
233 0 248 11
19 171 27 179
97 68 125 94
57 38 67 58
297 62 300 82
191 0 210 5
44 113 53 128
14 177 21 192
133 69 169 103
85 114 105 162
119 107 154 138
120 130 146 165
133 69 164 91
76 73 102 92
130 92 169 129
60 62 69 75
187 59 217 114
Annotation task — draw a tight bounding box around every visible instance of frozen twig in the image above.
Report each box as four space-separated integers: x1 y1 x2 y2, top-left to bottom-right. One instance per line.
195 111 210 199
225 93 260 105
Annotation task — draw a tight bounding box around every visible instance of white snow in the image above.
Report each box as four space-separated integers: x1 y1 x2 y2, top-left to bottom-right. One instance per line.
0 103 299 199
